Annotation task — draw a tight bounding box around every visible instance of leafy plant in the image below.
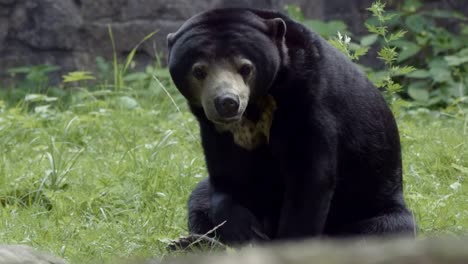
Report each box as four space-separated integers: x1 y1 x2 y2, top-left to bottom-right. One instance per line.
62 71 96 83
285 4 351 39
286 1 468 111
7 64 60 92
1 65 61 105
365 0 416 104
328 31 372 62
42 137 84 191
375 0 468 107
107 25 159 91
287 1 413 111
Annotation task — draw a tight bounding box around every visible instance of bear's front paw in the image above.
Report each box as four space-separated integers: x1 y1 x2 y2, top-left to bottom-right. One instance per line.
214 205 270 245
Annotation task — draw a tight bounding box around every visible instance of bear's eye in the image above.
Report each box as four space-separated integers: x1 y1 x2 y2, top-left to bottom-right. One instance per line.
239 64 253 78
192 66 207 80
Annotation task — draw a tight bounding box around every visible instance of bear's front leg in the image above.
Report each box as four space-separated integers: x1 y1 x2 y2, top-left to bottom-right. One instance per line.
272 115 338 239
210 190 269 244
277 148 337 238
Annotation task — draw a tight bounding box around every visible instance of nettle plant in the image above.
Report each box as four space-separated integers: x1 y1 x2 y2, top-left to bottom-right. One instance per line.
287 1 468 110
376 0 468 108
287 1 414 111
362 1 416 106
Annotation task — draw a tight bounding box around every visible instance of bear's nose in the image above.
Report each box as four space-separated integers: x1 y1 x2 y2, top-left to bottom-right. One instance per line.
214 94 240 118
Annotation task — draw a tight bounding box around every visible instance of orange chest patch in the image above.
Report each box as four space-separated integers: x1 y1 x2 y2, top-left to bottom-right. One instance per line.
215 95 277 151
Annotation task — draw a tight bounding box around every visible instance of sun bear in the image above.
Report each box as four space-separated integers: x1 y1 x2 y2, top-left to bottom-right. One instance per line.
166 8 416 246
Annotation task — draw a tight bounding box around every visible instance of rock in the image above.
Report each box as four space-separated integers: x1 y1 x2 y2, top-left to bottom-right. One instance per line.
0 0 281 85
0 0 15 5
8 0 82 49
1 237 467 263
78 0 127 21
0 18 8 50
0 245 68 264
148 236 468 264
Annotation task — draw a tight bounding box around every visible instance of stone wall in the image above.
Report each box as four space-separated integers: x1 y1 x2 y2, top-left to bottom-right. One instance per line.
0 0 466 83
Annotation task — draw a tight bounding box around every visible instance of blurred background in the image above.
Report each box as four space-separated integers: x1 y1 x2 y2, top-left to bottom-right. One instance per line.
1 0 466 83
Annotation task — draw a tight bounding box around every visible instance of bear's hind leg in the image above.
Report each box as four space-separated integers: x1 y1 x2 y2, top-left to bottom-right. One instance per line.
187 178 214 236
336 207 416 237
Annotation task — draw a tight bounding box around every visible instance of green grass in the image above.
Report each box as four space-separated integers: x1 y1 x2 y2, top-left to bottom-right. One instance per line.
399 110 468 235
0 77 467 263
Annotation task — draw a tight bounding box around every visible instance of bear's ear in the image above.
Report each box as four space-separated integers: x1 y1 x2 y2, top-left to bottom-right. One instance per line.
266 18 287 40
167 33 176 48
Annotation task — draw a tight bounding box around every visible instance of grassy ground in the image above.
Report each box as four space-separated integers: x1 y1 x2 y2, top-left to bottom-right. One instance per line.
0 76 467 263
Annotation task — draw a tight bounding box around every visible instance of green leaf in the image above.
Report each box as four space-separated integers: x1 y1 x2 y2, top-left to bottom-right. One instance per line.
305 20 349 38
365 23 387 36
7 66 35 74
88 90 112 97
449 82 465 98
387 80 402 93
405 14 433 33
378 47 398 64
116 96 139 109
34 104 52 113
366 1 386 19
353 47 369 60
62 71 96 83
402 0 422 12
444 56 468 67
424 10 467 21
392 40 421 62
462 25 468 36
452 163 468 175
430 69 452 84
367 70 388 87
408 81 430 101
429 59 453 83
24 94 58 103
123 72 149 82
392 65 416 76
406 69 430 79
431 28 461 54
152 68 171 79
458 48 468 56
7 65 60 75
360 34 378 46
24 94 45 102
444 48 468 66
381 13 398 22
388 30 407 43
415 35 430 46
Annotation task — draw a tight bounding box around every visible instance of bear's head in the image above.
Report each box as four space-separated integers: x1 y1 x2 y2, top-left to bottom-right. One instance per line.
167 9 287 125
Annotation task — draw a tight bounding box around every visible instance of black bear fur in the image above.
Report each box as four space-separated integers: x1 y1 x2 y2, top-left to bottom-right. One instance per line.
167 8 416 245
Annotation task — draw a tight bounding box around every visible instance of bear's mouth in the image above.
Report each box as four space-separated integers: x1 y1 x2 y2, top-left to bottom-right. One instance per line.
213 95 277 150
211 115 243 125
